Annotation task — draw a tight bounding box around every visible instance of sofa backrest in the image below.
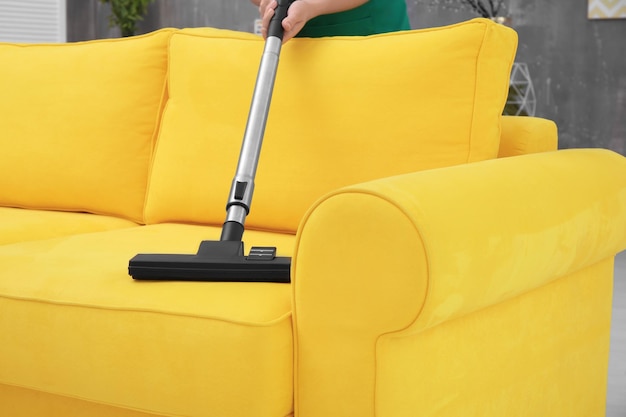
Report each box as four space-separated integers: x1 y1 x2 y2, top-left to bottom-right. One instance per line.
144 19 517 233
0 29 174 223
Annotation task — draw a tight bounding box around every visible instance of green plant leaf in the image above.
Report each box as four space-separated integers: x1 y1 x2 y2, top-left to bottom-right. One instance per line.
99 0 154 37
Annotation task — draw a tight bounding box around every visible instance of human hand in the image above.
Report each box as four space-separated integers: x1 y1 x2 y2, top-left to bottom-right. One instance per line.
259 0 313 42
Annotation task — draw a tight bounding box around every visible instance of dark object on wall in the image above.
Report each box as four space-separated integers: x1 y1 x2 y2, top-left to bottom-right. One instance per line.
461 0 505 18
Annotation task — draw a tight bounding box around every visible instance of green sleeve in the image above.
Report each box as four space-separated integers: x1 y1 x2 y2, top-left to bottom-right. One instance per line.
296 0 410 38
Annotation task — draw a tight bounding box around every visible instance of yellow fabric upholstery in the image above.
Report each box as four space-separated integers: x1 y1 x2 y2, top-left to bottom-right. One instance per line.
0 224 294 417
0 29 174 222
0 207 138 245
1 20 625 417
293 149 626 417
375 260 613 416
145 19 517 232
499 115 559 157
0 384 162 417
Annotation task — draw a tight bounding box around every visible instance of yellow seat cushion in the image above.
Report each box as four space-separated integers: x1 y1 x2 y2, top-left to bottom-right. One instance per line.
0 29 174 223
0 207 139 245
0 224 294 417
145 19 517 232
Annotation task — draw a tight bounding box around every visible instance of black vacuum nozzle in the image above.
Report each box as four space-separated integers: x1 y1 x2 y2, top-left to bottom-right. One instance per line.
129 240 290 283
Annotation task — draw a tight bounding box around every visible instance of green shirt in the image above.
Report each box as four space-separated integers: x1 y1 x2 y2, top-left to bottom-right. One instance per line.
296 0 410 38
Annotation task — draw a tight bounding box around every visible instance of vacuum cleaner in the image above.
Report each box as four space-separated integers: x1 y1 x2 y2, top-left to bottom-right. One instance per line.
128 0 294 283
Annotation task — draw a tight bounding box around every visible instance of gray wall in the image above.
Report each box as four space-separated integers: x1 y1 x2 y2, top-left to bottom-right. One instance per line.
66 0 259 40
408 1 626 155
67 0 626 155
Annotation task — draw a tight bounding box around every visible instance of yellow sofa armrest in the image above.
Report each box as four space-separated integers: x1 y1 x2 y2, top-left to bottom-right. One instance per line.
292 149 626 417
498 115 558 157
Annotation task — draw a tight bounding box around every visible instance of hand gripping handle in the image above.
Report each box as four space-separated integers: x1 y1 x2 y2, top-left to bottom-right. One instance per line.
267 0 295 40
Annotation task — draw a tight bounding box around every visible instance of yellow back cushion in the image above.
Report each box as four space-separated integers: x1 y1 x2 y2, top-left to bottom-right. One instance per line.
0 29 174 222
145 19 517 233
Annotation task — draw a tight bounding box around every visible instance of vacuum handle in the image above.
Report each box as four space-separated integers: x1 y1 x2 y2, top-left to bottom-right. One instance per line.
267 0 294 40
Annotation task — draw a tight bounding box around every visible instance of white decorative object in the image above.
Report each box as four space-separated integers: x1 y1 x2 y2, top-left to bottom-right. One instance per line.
505 62 536 117
588 0 626 19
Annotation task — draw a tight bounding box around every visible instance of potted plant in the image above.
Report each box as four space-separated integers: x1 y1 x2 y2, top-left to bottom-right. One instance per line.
99 0 155 37
460 0 504 19
459 0 513 25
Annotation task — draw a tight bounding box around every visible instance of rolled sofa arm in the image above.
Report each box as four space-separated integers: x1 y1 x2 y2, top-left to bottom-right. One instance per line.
498 115 558 157
292 148 626 417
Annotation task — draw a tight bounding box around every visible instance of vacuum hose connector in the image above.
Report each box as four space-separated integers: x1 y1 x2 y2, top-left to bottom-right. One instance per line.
221 221 245 242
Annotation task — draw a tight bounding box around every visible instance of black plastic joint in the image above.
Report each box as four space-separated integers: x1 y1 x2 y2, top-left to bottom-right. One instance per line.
226 201 250 215
221 221 245 242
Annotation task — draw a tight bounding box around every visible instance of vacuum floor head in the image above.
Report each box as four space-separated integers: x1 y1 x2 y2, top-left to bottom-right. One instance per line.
129 240 291 283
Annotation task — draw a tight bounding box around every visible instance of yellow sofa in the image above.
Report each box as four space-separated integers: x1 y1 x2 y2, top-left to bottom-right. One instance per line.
1 18 625 417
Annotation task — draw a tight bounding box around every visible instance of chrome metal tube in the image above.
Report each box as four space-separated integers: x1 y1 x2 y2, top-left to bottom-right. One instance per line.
224 36 283 227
